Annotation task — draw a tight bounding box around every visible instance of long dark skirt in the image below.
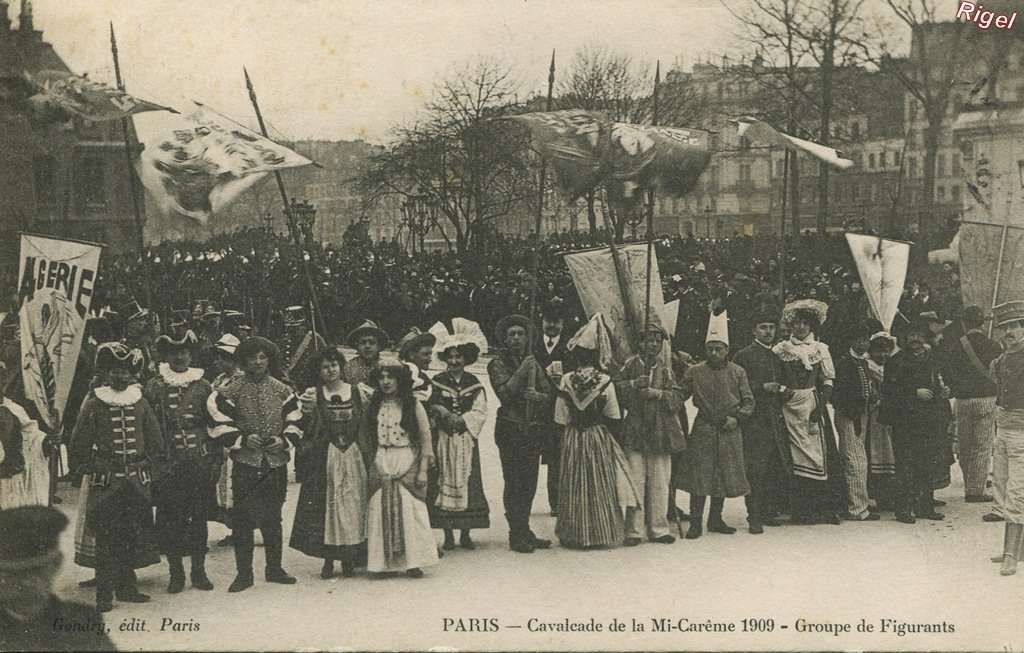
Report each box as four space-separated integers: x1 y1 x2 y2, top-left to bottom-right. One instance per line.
427 442 490 530
289 440 368 565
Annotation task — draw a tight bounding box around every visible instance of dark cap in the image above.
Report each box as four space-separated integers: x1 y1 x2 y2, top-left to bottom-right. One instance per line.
0 506 68 569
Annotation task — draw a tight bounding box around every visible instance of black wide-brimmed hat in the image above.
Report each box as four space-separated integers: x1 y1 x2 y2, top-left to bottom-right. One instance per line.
397 327 436 361
494 314 529 343
346 320 390 348
119 298 150 323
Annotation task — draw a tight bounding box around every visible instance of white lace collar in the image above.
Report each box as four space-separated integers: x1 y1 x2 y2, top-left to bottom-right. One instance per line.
772 334 826 370
94 384 143 406
158 363 205 387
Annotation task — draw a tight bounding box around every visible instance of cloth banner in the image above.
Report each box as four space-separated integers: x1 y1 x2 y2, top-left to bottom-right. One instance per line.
508 110 711 199
959 222 1024 314
736 117 853 170
27 69 176 122
845 234 910 332
564 244 668 363
17 235 103 429
138 107 314 223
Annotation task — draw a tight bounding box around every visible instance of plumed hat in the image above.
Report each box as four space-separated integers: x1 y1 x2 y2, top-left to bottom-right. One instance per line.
95 341 145 375
155 329 198 353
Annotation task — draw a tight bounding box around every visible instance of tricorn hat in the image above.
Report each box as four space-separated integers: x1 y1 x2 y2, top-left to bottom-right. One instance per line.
993 301 1024 329
155 329 198 353
346 320 390 348
119 298 150 323
95 341 145 375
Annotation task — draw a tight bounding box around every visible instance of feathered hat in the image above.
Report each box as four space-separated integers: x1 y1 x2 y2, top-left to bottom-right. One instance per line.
781 299 829 328
155 329 198 353
429 318 488 367
397 327 438 362
95 342 145 375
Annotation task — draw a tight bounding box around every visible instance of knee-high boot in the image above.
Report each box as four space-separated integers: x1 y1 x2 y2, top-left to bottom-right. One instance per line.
228 529 255 593
686 495 706 539
708 497 736 534
1000 523 1024 576
167 556 185 594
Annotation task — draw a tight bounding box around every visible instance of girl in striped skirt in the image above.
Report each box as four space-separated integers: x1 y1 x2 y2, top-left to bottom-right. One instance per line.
554 314 638 549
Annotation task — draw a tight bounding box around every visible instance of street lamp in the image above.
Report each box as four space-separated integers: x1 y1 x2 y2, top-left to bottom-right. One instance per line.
263 211 274 234
401 192 438 254
704 205 712 239
626 204 645 240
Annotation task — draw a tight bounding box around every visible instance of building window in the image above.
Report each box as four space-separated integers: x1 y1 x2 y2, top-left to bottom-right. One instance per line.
34 156 57 205
952 153 961 175
909 157 917 178
685 220 694 236
739 136 751 150
894 151 901 166
868 153 875 169
79 156 107 207
851 122 860 139
739 163 752 183
851 183 860 202
951 185 961 202
937 154 946 178
937 186 946 201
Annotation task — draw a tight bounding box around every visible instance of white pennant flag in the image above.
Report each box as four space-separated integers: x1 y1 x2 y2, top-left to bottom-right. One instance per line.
736 117 854 170
845 233 910 331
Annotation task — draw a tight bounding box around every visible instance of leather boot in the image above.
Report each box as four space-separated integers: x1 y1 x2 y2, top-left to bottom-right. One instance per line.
190 553 214 591
264 532 296 584
1000 523 1024 576
707 497 736 534
229 530 255 593
686 495 705 540
167 556 186 594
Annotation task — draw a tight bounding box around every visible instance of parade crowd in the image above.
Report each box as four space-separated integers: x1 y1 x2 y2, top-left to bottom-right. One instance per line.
1 227 1022 653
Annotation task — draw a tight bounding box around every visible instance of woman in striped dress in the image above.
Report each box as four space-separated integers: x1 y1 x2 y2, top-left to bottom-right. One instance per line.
554 314 638 549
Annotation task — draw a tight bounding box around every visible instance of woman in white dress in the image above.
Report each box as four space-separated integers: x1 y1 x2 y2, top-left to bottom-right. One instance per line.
364 354 439 578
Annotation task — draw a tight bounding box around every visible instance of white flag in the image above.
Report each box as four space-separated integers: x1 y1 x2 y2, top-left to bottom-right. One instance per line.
845 233 910 331
137 107 313 223
736 117 854 170
17 235 103 429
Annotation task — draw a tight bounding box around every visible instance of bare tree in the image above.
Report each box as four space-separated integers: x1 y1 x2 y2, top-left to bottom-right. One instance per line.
361 59 535 254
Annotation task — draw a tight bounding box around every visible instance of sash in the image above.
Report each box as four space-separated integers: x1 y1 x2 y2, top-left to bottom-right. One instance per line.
960 336 992 380
287 332 313 376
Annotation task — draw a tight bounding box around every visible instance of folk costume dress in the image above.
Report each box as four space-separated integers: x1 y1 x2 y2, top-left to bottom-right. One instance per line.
427 370 490 530
0 397 50 509
144 364 216 558
289 383 370 565
69 384 165 593
771 334 846 522
554 368 637 548
365 397 439 572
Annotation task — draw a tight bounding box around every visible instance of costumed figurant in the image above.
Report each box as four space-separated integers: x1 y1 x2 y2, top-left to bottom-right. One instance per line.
771 300 845 525
144 330 216 593
830 320 883 522
0 506 115 652
616 324 686 545
677 311 754 539
343 320 389 388
880 321 951 524
0 361 53 510
988 301 1024 575
425 319 490 551
487 314 554 554
279 306 326 390
397 328 437 404
864 332 898 511
205 336 303 593
69 342 166 612
363 353 439 577
119 299 157 384
290 347 370 580
554 313 638 549
209 334 244 541
731 307 789 533
533 300 571 517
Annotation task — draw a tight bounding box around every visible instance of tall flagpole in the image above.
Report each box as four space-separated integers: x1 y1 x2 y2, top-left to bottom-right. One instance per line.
244 67 325 347
643 61 660 329
110 23 150 301
524 50 555 441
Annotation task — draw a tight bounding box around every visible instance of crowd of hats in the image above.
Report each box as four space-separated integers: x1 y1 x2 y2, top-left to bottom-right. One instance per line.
0 226 963 360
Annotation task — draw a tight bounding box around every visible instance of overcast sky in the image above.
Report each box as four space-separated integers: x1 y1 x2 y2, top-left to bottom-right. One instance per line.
16 0 905 144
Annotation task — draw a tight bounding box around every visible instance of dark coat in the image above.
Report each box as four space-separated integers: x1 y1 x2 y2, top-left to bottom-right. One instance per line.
732 341 791 472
